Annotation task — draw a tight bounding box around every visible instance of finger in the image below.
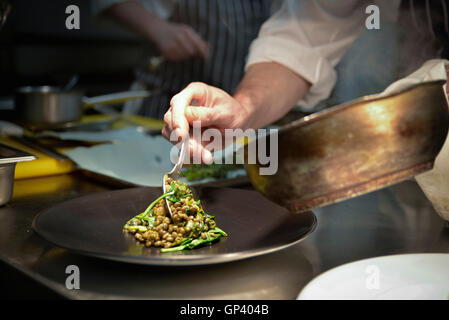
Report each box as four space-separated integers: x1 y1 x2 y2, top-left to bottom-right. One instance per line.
184 28 209 59
170 82 209 138
185 106 217 127
188 136 213 164
202 144 214 164
177 34 196 57
188 137 201 164
163 109 173 131
161 125 172 142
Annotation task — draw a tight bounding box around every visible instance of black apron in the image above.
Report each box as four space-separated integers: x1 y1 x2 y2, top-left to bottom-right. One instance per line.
134 0 271 119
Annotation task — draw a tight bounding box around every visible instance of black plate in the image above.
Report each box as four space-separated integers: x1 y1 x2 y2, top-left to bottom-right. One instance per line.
32 187 316 266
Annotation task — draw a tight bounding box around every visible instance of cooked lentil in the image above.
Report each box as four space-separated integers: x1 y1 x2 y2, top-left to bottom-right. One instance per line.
123 177 227 252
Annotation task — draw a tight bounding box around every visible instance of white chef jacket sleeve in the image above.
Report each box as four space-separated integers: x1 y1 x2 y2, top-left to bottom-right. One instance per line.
246 0 399 109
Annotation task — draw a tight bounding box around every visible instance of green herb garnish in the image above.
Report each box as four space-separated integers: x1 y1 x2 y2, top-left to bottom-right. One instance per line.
123 180 227 252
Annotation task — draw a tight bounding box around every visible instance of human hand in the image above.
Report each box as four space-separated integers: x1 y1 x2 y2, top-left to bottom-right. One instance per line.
153 21 209 62
162 82 252 163
104 2 209 62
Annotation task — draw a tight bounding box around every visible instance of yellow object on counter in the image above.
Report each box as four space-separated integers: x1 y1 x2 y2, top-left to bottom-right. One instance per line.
1 114 163 180
78 114 164 131
12 174 76 199
0 137 76 180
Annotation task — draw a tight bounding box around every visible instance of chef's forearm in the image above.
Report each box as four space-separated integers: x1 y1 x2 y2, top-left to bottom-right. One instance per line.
102 0 166 44
234 62 311 129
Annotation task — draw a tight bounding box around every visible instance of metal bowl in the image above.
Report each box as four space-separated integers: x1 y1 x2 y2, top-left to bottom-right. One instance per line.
0 163 15 206
0 144 36 206
244 80 449 212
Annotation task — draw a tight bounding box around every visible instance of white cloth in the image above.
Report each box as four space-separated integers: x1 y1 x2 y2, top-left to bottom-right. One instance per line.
246 0 401 109
397 59 449 223
381 59 448 96
92 0 176 20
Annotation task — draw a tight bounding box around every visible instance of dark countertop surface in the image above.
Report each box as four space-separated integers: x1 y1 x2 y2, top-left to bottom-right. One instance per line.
1 173 448 299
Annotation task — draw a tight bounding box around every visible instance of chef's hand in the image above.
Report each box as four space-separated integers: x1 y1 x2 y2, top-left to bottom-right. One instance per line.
162 82 252 163
163 63 311 163
103 1 209 62
153 21 209 62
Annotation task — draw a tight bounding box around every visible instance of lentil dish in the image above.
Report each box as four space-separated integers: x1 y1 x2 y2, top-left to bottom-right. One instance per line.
123 177 227 252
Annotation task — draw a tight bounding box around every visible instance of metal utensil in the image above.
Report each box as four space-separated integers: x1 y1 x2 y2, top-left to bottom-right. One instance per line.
13 136 69 161
50 116 119 132
244 80 449 213
91 89 161 130
162 139 187 217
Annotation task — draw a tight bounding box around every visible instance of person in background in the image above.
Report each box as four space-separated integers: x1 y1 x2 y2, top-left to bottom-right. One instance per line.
93 0 274 119
163 0 449 163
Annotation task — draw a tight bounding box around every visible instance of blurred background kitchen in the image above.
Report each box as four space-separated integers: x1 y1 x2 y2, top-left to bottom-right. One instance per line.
1 0 449 203
0 0 273 200
0 0 150 107
1 0 449 196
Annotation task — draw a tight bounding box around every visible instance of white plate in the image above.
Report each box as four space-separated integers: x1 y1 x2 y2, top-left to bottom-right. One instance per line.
297 253 449 300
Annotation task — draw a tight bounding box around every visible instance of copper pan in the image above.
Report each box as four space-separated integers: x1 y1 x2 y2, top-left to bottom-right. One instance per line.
244 80 449 213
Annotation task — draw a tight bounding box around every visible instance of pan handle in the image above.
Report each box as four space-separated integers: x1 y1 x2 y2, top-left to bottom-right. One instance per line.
82 90 152 109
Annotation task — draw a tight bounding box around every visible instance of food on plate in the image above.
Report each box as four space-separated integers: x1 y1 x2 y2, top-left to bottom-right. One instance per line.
123 177 227 252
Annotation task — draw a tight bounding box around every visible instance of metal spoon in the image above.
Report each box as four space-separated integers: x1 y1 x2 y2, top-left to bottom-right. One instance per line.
163 138 188 217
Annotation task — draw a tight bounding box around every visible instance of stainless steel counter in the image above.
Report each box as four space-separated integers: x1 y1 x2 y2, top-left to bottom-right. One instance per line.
0 173 448 299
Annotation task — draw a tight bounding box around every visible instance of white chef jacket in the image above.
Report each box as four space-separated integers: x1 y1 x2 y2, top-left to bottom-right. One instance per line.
246 0 401 109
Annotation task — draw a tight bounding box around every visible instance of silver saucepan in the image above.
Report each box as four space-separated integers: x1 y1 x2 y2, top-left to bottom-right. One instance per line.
15 86 151 130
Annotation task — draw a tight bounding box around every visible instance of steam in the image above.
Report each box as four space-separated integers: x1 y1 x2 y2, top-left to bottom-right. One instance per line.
396 0 448 78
